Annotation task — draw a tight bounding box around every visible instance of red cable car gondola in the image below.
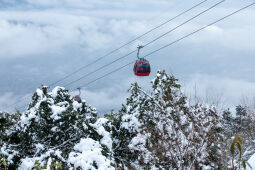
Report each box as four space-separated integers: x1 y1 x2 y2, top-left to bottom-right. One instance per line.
134 45 151 76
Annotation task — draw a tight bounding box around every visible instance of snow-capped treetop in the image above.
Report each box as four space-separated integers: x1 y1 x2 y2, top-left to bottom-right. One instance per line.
113 70 225 169
1 86 115 169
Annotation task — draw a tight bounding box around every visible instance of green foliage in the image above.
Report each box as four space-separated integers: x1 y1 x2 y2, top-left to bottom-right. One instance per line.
104 109 118 121
234 105 247 132
222 105 255 164
0 111 21 169
230 134 252 170
236 105 247 118
33 159 62 170
0 111 20 140
223 109 233 123
0 155 8 170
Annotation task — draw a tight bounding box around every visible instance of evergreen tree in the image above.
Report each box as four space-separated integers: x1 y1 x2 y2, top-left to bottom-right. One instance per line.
223 109 233 123
234 105 247 131
222 109 234 137
1 86 115 169
112 70 225 169
4 71 255 169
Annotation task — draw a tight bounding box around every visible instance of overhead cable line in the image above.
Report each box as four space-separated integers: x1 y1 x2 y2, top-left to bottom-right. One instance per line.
74 2 255 90
9 0 225 111
49 0 209 87
63 0 225 88
16 2 255 111
3 0 208 111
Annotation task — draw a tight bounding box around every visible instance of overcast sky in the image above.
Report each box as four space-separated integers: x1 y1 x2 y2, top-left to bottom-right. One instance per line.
0 0 255 114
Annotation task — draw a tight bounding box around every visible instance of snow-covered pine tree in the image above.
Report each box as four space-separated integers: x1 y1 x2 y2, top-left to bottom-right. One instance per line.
112 70 225 169
234 105 247 132
1 86 115 169
222 108 234 133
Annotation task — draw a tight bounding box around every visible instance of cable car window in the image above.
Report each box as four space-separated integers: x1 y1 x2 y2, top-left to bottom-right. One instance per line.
137 63 150 73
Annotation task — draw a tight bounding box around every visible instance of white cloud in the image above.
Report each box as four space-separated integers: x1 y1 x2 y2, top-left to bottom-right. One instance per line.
0 8 157 59
0 92 31 113
0 0 254 60
205 25 223 33
0 11 100 58
183 73 255 108
0 0 255 113
21 0 175 10
80 89 127 113
180 7 255 51
0 93 15 111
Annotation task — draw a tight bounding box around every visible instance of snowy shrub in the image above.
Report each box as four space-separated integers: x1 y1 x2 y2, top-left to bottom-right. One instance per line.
2 70 255 169
0 111 20 169
1 86 115 169
68 138 114 170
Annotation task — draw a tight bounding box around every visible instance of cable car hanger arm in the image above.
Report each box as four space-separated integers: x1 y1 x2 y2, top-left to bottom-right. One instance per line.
137 45 144 59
